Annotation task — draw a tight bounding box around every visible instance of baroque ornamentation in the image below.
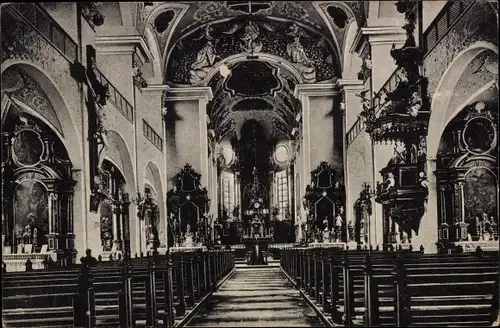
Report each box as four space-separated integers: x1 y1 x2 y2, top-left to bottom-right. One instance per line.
424 0 498 98
80 2 105 29
184 1 323 34
5 68 64 136
1 8 79 118
167 18 338 85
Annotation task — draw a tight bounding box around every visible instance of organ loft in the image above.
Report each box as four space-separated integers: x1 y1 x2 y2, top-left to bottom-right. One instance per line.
1 1 498 327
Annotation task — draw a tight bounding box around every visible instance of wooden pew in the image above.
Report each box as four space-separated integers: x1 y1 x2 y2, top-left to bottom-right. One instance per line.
2 249 235 328
282 247 499 327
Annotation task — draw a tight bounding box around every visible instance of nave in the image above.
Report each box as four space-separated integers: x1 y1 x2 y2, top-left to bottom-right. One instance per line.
187 266 324 327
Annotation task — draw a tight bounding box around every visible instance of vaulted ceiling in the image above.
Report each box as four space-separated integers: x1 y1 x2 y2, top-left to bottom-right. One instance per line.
134 1 368 79
132 1 362 141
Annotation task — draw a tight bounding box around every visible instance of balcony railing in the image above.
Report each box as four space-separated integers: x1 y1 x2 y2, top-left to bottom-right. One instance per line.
347 67 403 145
423 0 476 56
94 68 134 122
143 119 163 151
6 3 78 62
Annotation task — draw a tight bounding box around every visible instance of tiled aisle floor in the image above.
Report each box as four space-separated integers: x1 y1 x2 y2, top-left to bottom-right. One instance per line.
187 267 324 327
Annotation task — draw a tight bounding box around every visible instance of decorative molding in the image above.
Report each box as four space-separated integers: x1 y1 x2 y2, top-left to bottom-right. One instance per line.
338 79 364 90
351 26 407 54
294 82 341 99
165 87 214 102
141 84 170 94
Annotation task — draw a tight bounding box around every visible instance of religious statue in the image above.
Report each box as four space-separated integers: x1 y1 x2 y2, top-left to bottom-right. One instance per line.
190 25 218 85
360 216 366 242
418 172 429 192
322 217 330 242
286 23 316 83
184 223 194 247
384 173 396 192
335 213 343 241
240 21 262 54
347 220 354 241
408 91 423 117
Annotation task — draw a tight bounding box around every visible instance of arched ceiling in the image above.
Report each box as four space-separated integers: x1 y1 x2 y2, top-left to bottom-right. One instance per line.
134 1 367 78
206 59 303 142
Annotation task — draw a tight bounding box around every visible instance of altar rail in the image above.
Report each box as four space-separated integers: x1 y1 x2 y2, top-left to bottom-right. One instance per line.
2 249 235 328
281 247 499 327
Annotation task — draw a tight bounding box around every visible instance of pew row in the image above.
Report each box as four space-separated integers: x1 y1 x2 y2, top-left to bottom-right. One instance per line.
2 249 235 328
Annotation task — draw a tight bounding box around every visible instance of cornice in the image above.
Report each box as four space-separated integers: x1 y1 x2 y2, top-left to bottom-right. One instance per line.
142 84 170 94
165 87 214 102
294 83 341 99
338 79 365 92
95 35 152 64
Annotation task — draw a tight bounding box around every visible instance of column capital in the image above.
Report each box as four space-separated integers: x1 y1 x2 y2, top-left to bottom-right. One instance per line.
294 83 341 99
165 87 213 102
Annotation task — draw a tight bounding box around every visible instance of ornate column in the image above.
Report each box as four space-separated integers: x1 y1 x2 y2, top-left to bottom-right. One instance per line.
2 132 15 249
112 200 122 251
120 193 131 256
454 174 468 242
47 187 61 251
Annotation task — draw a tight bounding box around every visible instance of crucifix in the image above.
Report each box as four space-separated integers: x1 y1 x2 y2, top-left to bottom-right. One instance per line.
70 45 110 212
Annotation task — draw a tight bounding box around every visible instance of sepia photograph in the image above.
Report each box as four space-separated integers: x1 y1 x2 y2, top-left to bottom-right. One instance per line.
0 1 498 327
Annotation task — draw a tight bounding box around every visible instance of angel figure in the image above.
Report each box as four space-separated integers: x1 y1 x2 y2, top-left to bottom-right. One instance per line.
385 173 396 192
408 91 422 117
240 21 262 53
190 25 219 85
287 23 316 83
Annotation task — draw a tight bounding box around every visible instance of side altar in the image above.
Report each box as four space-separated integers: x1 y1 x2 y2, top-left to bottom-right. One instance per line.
166 164 211 251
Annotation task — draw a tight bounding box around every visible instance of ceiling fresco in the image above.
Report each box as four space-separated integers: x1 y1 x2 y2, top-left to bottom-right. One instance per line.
206 58 303 141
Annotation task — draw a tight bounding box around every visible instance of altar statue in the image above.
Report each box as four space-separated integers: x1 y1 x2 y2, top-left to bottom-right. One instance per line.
335 213 343 241
184 223 194 247
190 25 218 85
287 23 316 83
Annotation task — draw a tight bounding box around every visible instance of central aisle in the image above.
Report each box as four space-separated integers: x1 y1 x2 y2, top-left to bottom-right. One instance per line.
187 266 324 327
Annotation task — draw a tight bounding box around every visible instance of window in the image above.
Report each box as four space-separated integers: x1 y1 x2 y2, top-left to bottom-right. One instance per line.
222 173 234 219
276 170 289 220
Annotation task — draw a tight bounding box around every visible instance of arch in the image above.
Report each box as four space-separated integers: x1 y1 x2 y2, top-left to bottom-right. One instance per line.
105 130 136 196
427 42 498 159
144 27 163 81
1 61 83 170
202 53 306 87
144 3 190 74
342 20 361 80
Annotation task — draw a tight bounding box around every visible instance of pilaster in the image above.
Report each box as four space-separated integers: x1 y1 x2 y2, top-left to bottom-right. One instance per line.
164 87 213 188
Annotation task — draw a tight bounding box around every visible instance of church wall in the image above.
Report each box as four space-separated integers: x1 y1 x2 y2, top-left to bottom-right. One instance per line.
308 96 344 179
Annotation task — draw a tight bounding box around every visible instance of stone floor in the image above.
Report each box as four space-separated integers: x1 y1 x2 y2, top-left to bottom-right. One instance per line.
187 267 324 327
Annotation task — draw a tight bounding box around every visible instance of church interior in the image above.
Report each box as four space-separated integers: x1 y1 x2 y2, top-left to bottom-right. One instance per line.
1 1 499 327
